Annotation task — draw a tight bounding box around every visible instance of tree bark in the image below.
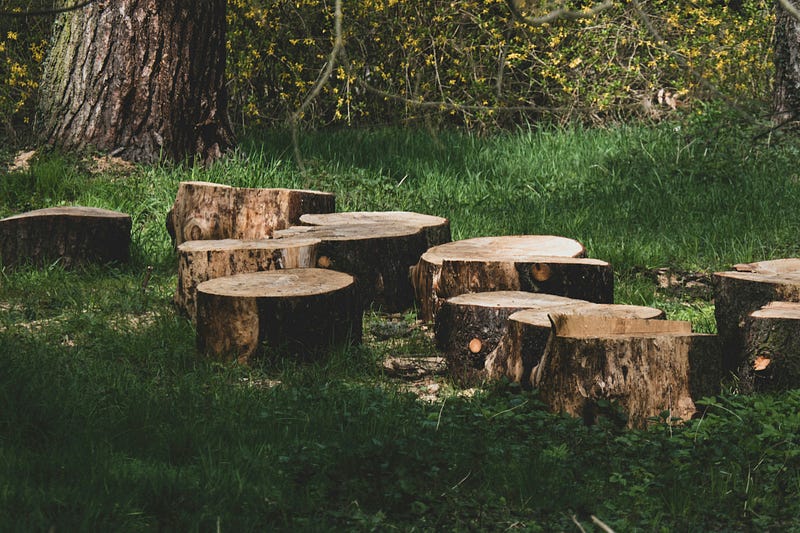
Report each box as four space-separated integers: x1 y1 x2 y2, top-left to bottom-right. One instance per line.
175 236 320 322
0 206 130 269
410 235 587 322
486 303 665 387
195 269 362 362
774 1 800 121
534 315 722 428
39 0 234 163
740 301 800 393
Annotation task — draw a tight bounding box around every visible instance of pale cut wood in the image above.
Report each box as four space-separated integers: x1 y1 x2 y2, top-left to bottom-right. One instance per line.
740 301 800 393
275 222 427 312
486 304 665 386
299 211 451 249
195 269 361 362
713 259 800 373
534 314 721 428
410 235 588 322
433 291 586 385
0 206 131 269
175 236 320 321
166 181 335 246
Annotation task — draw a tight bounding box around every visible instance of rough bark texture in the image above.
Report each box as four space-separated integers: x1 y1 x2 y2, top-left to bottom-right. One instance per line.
166 181 335 247
713 259 800 374
275 222 428 312
487 304 665 387
534 315 722 429
740 301 800 393
0 206 130 269
299 211 451 249
410 235 587 322
433 291 585 386
175 237 320 322
774 3 800 121
39 0 234 163
195 269 361 362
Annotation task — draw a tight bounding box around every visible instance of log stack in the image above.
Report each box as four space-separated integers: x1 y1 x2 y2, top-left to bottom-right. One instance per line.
714 259 800 373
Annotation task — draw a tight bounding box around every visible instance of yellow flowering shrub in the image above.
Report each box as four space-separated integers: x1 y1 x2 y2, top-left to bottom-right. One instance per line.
0 1 776 141
227 0 774 128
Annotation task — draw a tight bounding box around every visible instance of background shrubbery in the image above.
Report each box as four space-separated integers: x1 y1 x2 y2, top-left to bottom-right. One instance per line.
0 0 776 144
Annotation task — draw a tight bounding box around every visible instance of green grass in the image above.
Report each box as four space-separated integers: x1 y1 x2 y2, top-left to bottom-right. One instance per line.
3 115 800 530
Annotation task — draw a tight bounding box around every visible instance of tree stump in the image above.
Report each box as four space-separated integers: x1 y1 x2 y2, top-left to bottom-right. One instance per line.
0 206 131 269
534 314 721 428
433 291 585 385
713 259 800 373
299 211 451 249
166 181 335 246
410 235 604 322
274 222 428 312
740 301 800 393
175 237 321 321
195 268 361 362
486 303 665 386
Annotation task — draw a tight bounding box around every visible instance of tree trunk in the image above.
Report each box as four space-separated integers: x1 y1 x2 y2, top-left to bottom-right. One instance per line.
39 1 234 163
300 211 451 250
774 1 800 121
740 301 800 393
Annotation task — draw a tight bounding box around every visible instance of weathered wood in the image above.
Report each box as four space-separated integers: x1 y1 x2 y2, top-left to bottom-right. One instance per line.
713 259 800 373
300 211 451 249
740 301 800 393
487 303 665 386
410 235 588 322
534 315 721 428
166 181 335 247
433 291 585 385
195 268 361 362
175 237 320 321
275 222 428 312
0 206 131 269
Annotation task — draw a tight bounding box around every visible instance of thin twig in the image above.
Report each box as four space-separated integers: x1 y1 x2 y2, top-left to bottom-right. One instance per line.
778 0 800 23
506 0 615 26
0 0 97 18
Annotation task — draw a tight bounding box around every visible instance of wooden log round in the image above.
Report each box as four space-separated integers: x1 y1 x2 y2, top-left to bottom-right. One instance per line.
195 268 361 362
433 291 585 386
299 211 451 249
175 236 321 321
534 314 721 428
713 259 800 373
0 206 131 269
486 303 665 386
274 222 427 312
740 301 800 393
410 235 597 322
166 181 335 246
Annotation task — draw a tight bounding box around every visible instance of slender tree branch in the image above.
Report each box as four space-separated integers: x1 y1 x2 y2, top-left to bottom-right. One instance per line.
778 0 800 23
506 0 614 26
290 0 344 172
0 0 97 18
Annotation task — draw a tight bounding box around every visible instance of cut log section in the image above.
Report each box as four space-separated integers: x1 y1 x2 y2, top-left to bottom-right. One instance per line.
740 301 800 393
195 268 361 362
486 303 665 386
300 211 451 249
433 291 586 386
175 237 320 321
0 206 131 269
713 259 800 373
534 314 721 428
412 236 588 322
166 181 335 246
274 222 427 312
